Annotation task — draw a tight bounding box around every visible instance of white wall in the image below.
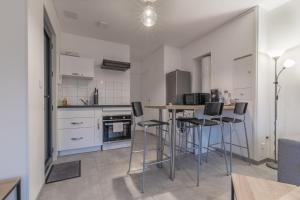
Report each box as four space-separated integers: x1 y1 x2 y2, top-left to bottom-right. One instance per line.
256 7 274 160
27 0 44 199
164 46 182 74
1 0 61 199
140 45 182 122
27 0 62 199
182 10 256 93
141 46 165 120
59 33 130 106
0 0 28 199
182 9 257 159
130 61 142 102
257 0 300 159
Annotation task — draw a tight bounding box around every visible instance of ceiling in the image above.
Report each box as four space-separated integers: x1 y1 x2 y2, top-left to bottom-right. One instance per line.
54 0 273 60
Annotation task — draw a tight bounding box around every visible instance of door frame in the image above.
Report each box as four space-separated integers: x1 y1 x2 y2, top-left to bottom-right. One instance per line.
44 9 58 174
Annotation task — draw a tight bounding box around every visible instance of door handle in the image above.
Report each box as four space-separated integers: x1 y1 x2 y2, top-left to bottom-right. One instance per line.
71 122 84 125
70 137 83 141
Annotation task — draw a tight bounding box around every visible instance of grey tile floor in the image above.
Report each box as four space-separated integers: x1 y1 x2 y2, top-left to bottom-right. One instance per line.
38 132 276 200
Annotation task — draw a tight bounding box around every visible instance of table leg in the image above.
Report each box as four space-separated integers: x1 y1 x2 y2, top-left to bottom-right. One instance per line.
231 180 235 200
170 109 176 180
17 180 21 200
157 109 163 168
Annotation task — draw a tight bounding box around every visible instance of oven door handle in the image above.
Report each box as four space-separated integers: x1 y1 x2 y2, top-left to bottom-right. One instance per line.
103 122 131 125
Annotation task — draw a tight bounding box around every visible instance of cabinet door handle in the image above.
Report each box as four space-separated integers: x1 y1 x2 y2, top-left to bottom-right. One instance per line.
71 137 83 141
72 73 79 76
71 122 84 125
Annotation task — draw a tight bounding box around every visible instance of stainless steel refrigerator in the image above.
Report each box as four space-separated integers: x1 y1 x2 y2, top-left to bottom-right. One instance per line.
166 70 191 104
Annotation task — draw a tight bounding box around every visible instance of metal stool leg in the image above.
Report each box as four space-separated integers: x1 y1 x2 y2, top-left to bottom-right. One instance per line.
206 126 212 163
220 124 229 175
197 126 203 186
128 123 136 174
229 123 233 174
185 125 189 154
168 124 172 178
141 126 148 193
243 121 251 165
157 126 163 168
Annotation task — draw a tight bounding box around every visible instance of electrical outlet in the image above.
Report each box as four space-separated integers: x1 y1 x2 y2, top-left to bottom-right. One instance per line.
261 142 266 150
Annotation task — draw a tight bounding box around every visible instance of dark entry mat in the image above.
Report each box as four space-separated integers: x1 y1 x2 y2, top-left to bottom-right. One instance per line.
46 160 81 184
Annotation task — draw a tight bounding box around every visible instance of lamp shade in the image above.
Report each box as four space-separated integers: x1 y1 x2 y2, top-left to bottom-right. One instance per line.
268 50 285 58
283 59 296 68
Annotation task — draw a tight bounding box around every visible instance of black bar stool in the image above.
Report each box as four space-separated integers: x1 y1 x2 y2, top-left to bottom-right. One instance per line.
176 102 228 186
128 102 171 193
212 102 250 174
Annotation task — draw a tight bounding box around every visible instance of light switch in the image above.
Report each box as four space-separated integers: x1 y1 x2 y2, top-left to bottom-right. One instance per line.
39 80 43 89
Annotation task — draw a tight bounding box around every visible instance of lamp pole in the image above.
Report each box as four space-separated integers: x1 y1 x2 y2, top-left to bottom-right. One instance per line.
266 56 283 170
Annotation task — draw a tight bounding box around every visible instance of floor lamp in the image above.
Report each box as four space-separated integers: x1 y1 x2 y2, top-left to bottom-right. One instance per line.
266 56 296 170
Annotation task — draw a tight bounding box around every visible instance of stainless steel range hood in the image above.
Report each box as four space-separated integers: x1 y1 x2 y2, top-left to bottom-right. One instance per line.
101 59 131 71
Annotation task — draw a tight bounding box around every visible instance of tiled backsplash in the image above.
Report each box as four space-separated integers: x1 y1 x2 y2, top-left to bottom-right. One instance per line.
58 77 130 105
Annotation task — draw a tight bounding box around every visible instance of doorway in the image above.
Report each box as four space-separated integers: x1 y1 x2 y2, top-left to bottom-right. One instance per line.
44 16 54 172
194 54 212 93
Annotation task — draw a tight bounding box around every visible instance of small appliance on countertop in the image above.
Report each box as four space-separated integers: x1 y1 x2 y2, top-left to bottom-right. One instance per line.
211 89 219 102
183 93 210 105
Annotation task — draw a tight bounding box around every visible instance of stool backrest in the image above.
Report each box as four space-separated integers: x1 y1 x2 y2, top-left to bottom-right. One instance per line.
204 102 224 116
131 102 144 117
234 102 248 115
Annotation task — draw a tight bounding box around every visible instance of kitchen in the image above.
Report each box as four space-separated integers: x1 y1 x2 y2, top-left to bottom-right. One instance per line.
2 0 300 199
56 33 133 155
53 6 256 186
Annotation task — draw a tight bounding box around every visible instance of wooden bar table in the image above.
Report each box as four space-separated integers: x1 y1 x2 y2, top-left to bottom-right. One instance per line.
145 104 234 181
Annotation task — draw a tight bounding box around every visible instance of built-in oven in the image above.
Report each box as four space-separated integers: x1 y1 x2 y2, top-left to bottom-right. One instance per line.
103 114 132 143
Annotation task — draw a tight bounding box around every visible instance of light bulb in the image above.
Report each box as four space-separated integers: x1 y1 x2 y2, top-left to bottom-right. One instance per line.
142 5 157 27
283 59 296 68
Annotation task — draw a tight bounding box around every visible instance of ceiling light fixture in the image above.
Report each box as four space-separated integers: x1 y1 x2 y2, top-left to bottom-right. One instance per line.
141 0 158 27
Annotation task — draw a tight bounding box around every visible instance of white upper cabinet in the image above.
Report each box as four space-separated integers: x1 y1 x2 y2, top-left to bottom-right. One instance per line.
60 55 95 79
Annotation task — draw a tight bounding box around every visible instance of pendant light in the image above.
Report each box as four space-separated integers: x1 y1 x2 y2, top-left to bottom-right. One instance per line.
141 0 157 27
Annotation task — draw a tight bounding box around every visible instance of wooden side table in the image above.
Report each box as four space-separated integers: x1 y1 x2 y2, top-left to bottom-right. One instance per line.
231 173 297 200
0 177 21 200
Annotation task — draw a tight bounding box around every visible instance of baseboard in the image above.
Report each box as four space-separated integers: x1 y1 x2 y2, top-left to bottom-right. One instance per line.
214 147 274 165
103 140 131 150
58 146 101 156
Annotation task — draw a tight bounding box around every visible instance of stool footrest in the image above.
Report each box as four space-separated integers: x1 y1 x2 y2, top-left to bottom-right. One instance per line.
145 158 170 166
132 148 165 153
223 142 248 149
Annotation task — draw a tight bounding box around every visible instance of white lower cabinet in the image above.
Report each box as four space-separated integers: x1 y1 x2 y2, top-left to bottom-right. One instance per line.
57 128 94 151
57 108 103 153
